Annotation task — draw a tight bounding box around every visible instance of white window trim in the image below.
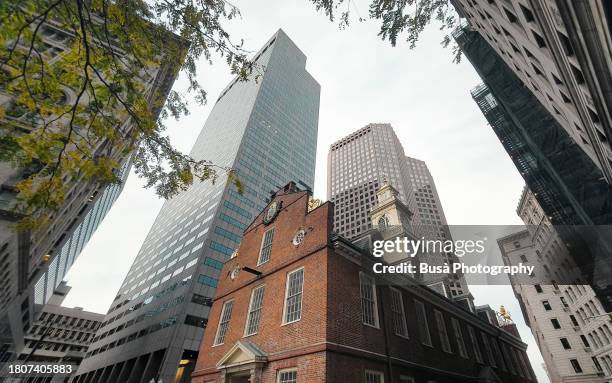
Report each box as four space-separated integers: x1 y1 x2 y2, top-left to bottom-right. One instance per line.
434 309 452 354
282 267 305 325
390 287 409 338
244 284 265 337
276 368 297 383
415 300 432 347
399 376 415 383
359 272 380 329
213 299 234 346
257 227 275 265
364 369 385 383
451 317 468 359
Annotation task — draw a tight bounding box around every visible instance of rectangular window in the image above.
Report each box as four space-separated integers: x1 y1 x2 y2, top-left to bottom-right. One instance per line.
283 268 304 324
434 310 452 353
390 288 408 337
414 300 432 346
551 318 561 329
277 369 297 383
561 338 572 349
198 275 219 288
399 377 415 383
245 285 265 336
360 273 379 327
534 284 543 293
468 326 484 363
570 358 583 373
481 333 496 367
213 300 234 345
491 339 507 371
542 300 552 310
258 228 275 265
184 315 207 328
365 370 384 383
451 318 468 358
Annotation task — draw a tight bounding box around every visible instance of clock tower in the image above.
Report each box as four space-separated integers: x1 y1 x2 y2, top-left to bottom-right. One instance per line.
369 177 414 240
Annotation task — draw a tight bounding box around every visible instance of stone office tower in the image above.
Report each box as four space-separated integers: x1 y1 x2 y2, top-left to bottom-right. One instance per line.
73 29 320 383
327 123 416 240
499 187 612 383
328 125 471 303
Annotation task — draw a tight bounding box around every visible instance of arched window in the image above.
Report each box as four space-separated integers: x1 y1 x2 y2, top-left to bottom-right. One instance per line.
378 215 390 231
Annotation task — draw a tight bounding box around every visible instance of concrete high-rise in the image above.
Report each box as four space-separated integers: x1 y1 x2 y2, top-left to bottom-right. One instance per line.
328 124 471 305
0 21 181 365
499 187 612 382
16 282 104 382
450 0 612 183
73 29 320 383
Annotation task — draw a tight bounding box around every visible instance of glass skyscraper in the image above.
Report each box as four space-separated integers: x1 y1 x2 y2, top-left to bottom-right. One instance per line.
74 29 320 383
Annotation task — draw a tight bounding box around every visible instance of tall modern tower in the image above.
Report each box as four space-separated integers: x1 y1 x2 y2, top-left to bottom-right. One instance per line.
73 29 320 383
327 124 472 307
327 123 417 239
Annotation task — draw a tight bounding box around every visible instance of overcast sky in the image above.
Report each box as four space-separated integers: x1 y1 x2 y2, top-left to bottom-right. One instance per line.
61 1 549 381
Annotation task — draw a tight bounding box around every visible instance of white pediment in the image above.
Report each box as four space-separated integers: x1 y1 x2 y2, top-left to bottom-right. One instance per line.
216 341 268 369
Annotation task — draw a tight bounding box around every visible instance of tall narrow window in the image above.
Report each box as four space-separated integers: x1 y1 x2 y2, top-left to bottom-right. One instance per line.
570 358 583 374
360 273 379 327
468 326 484 363
283 268 304 324
434 310 452 353
481 333 496 367
213 300 234 345
491 339 507 371
258 227 275 265
451 318 468 358
390 288 408 337
245 285 265 336
365 370 384 383
414 300 432 346
560 338 572 349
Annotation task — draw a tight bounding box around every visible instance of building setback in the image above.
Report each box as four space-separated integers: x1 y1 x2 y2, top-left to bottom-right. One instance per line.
11 282 104 382
328 125 471 305
0 19 181 366
450 0 612 184
192 182 536 383
499 187 612 382
73 29 319 383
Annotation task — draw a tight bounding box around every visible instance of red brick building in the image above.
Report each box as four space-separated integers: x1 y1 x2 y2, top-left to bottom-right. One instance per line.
191 182 536 383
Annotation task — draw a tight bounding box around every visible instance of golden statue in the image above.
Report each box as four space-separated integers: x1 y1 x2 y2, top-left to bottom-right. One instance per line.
499 305 512 321
308 196 322 212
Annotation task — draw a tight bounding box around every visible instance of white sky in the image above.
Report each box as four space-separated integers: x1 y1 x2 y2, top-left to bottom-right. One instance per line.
61 1 549 381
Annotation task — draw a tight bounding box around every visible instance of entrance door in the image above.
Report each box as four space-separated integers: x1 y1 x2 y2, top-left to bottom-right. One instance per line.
228 372 251 383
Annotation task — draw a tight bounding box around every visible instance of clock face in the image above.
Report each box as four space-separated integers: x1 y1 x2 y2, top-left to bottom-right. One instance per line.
263 201 281 224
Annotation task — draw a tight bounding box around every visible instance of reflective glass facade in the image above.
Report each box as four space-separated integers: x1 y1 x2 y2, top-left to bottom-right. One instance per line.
74 29 319 383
